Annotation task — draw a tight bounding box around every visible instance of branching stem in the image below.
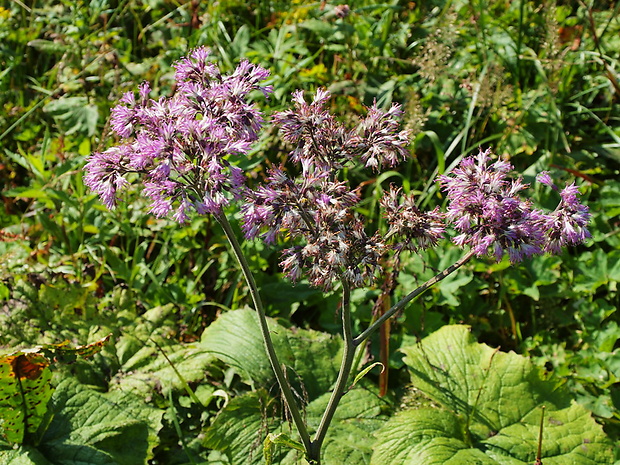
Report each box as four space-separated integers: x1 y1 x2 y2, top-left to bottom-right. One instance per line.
219 210 475 464
354 250 475 346
309 250 475 463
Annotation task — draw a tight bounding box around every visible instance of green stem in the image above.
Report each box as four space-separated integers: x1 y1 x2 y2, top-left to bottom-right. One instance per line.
308 250 475 463
308 282 354 464
353 250 475 346
214 213 312 455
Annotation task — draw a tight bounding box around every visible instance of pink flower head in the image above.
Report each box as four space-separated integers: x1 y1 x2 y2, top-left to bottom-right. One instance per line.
439 149 590 263
84 48 271 222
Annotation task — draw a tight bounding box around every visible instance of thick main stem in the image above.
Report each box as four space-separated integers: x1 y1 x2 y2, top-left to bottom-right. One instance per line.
308 283 354 464
215 214 312 454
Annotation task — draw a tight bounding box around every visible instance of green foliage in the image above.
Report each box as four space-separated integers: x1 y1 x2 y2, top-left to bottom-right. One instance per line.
203 319 614 464
0 378 163 465
205 390 278 465
43 97 99 137
201 309 343 398
372 325 614 464
0 0 619 462
0 280 226 463
205 387 388 465
202 309 388 464
0 337 162 464
525 298 620 423
305 389 387 464
264 433 305 465
0 337 110 445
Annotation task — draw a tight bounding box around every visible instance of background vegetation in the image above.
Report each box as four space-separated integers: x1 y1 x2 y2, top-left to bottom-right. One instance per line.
0 0 618 463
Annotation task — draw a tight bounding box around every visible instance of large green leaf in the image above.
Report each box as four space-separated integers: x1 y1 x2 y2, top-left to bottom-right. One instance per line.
0 336 111 445
200 308 288 387
204 389 286 465
277 327 344 401
81 304 218 399
371 325 614 464
202 310 388 464
0 447 52 464
200 309 343 399
0 377 163 464
110 340 216 398
306 389 388 465
371 408 495 465
38 378 163 465
205 387 387 465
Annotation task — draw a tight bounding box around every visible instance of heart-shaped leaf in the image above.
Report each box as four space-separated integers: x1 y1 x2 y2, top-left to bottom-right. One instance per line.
371 325 614 464
200 308 343 400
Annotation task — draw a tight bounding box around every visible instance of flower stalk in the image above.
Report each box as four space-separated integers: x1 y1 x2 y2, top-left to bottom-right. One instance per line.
215 212 312 454
354 250 476 346
307 250 475 463
214 213 311 450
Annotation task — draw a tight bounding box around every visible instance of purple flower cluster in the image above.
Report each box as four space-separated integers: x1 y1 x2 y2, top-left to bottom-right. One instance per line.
536 172 592 254
355 105 411 171
242 89 410 289
381 186 445 252
280 217 384 291
242 163 383 290
84 46 271 222
272 88 409 173
439 149 590 263
242 166 360 244
85 44 591 290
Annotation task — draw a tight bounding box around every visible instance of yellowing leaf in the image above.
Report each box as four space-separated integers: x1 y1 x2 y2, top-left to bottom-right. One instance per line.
0 351 53 444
